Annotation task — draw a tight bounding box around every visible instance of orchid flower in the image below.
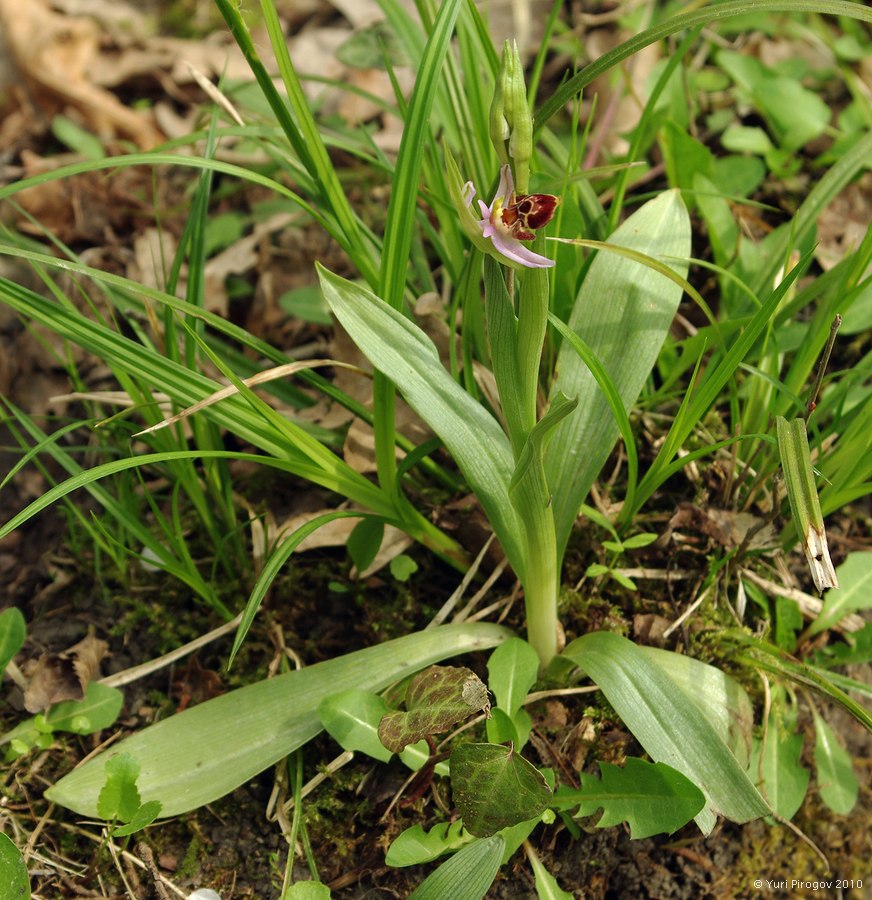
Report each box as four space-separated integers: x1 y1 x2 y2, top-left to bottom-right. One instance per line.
463 165 558 269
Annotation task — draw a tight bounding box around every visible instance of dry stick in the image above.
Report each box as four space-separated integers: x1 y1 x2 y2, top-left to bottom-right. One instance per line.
426 534 495 628
99 614 242 688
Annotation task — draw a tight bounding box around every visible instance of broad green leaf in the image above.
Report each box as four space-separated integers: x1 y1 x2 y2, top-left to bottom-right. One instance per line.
0 832 29 899
547 190 690 558
408 834 505 900
379 666 490 753
45 682 124 735
317 265 525 579
46 623 512 817
641 647 754 768
0 606 26 673
807 552 872 637
749 718 809 821
97 753 142 822
385 821 474 867
486 638 539 717
812 710 858 815
562 632 769 833
318 690 394 762
555 758 705 839
450 743 552 838
485 708 520 746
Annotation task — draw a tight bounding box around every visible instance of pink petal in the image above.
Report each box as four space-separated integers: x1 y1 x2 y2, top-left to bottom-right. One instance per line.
489 229 555 268
496 165 514 203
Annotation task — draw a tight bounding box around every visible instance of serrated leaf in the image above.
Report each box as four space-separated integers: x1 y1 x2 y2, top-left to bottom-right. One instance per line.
318 690 393 762
0 832 30 899
556 758 705 839
408 834 504 900
486 638 538 718
0 607 26 673
808 552 872 637
385 821 474 867
812 710 858 815
97 753 142 822
450 743 552 838
378 666 490 754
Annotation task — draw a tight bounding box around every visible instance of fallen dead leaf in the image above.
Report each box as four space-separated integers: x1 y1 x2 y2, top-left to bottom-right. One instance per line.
272 507 412 577
23 631 109 713
0 0 163 148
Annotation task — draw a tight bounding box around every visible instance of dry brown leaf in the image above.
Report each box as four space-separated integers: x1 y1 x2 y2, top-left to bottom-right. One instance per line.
272 507 412 576
23 632 109 713
0 0 163 148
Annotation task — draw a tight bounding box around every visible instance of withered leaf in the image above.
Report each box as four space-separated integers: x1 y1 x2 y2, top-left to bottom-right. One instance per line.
24 632 108 713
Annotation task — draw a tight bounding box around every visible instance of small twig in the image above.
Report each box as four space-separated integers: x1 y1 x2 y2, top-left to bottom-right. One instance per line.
99 614 242 688
663 584 712 639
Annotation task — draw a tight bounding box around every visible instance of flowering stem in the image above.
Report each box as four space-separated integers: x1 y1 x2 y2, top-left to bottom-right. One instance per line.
485 242 569 669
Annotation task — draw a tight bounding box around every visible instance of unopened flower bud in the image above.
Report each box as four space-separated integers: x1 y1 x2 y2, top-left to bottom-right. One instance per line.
489 40 533 193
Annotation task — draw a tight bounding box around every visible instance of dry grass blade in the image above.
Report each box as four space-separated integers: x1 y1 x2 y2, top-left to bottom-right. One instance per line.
133 359 368 437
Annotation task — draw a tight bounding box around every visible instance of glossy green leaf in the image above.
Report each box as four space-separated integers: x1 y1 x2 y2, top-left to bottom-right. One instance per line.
562 632 769 832
347 518 385 572
807 552 872 637
45 682 124 735
749 717 809 821
386 821 474 867
450 743 552 838
486 638 538 718
555 758 705 839
812 710 858 815
317 265 525 579
547 190 690 557
0 832 29 899
0 606 26 674
318 690 394 762
379 666 490 753
408 834 505 900
46 623 512 817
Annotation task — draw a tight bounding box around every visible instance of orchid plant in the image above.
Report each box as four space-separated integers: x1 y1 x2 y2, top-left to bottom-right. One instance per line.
3 0 870 894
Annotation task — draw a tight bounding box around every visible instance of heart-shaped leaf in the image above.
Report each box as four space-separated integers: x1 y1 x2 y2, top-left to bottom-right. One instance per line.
450 742 552 837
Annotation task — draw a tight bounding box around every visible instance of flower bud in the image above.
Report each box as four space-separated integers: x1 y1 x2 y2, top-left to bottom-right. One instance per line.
489 40 533 193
